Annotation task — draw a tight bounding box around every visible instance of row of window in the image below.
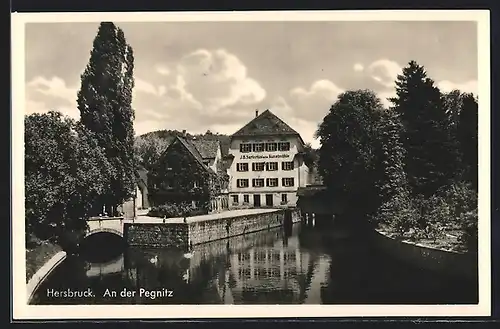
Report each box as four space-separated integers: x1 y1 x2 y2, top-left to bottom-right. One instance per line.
232 193 288 204
236 161 294 172
240 142 291 153
236 177 295 188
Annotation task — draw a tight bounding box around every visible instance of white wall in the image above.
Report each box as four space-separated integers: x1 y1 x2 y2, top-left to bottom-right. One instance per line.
227 135 308 207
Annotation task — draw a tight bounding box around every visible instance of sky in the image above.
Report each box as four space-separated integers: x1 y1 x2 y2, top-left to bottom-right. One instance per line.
24 20 478 148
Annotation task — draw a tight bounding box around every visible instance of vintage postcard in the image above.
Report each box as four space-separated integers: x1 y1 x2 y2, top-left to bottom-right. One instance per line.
12 10 491 320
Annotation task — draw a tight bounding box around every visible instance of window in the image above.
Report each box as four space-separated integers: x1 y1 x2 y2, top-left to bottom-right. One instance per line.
252 178 265 187
243 194 249 203
266 162 278 171
232 195 239 204
281 193 288 204
240 143 252 153
252 162 265 171
236 163 249 172
282 178 295 187
193 180 199 188
282 161 294 171
266 178 278 187
253 143 265 152
237 179 249 188
278 142 290 151
265 142 277 152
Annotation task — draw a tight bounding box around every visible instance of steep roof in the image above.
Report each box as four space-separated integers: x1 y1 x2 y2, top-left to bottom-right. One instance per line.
231 109 301 139
190 139 220 159
174 136 210 171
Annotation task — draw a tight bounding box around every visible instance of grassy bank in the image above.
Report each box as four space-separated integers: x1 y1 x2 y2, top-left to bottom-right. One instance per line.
26 240 62 283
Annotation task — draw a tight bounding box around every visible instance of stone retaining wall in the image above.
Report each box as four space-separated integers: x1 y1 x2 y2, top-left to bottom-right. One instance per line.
124 223 189 249
125 208 301 249
188 209 284 246
371 229 478 282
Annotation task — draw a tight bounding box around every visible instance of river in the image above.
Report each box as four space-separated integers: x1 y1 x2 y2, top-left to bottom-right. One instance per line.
31 223 478 305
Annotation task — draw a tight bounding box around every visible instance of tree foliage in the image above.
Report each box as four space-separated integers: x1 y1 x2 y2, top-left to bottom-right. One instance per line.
390 60 458 197
25 112 113 248
77 21 136 210
457 93 478 190
317 89 384 217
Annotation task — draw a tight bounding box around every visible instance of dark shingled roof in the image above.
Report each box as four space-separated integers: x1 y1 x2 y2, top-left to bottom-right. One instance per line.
190 139 220 159
231 109 301 139
175 136 210 172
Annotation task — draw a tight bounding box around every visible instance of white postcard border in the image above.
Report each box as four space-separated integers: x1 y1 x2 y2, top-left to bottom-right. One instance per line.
11 10 491 319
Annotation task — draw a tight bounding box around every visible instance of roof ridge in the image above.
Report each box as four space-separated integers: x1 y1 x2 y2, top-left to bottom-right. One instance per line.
231 109 300 137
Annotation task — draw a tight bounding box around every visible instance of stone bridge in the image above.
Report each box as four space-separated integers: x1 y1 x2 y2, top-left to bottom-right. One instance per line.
85 217 125 238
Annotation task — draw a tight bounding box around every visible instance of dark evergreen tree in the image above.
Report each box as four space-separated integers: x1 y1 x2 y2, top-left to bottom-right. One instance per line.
389 60 458 197
457 93 478 190
317 90 384 219
376 109 409 204
442 89 464 129
77 22 136 213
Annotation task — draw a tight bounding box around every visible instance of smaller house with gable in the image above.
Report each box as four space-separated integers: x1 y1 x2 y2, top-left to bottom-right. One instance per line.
148 136 229 213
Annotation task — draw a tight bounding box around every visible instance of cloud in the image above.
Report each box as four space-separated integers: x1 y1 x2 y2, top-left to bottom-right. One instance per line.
134 78 166 96
26 49 268 139
26 76 78 105
289 79 344 121
176 48 266 115
437 79 478 95
367 59 402 88
353 63 364 72
155 65 171 76
25 76 80 120
377 90 397 108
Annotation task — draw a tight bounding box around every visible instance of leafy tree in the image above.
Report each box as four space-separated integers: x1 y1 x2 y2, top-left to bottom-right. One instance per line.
317 90 384 218
302 142 318 169
25 112 113 248
457 93 478 189
390 60 458 197
77 22 136 213
134 134 168 171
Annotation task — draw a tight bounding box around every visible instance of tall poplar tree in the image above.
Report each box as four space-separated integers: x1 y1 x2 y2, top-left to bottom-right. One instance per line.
389 61 458 197
77 22 136 212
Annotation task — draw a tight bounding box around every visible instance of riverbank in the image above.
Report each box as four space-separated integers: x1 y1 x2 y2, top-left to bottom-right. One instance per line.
372 228 478 281
26 240 62 283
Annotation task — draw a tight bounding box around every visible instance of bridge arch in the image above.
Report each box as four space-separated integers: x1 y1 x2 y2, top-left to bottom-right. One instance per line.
84 217 125 239
85 227 124 238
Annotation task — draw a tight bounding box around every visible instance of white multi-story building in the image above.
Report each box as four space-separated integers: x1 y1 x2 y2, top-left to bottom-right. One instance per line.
226 109 309 208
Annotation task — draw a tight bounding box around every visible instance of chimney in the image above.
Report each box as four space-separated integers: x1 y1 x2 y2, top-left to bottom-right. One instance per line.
182 129 186 136
255 110 259 118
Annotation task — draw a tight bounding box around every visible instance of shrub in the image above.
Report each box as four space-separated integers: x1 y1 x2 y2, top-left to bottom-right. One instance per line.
437 181 478 227
374 192 418 237
458 208 478 253
147 202 207 219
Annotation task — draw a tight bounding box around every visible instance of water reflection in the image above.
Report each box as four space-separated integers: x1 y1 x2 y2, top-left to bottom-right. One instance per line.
32 223 477 305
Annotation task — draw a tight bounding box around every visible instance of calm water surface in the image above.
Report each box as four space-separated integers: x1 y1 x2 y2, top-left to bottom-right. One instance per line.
32 223 478 304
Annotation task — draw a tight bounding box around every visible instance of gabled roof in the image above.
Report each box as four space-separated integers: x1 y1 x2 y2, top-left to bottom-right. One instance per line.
231 109 302 140
190 139 220 159
174 136 211 172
